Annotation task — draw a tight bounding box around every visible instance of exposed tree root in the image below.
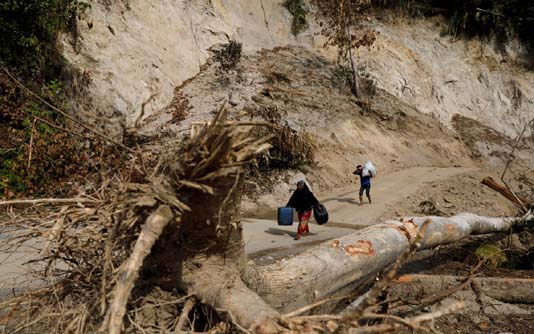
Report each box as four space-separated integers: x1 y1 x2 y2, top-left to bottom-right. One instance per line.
174 296 195 334
103 205 175 334
184 268 280 333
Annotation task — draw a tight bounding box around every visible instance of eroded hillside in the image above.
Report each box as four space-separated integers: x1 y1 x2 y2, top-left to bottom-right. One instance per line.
62 0 533 140
139 46 490 210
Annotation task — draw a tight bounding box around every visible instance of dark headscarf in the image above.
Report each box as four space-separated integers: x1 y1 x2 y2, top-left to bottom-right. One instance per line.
287 180 319 212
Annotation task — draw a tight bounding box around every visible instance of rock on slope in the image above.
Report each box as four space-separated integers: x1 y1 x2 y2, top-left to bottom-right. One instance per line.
358 18 534 138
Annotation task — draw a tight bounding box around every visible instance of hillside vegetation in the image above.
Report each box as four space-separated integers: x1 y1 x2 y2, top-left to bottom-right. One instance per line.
0 1 115 197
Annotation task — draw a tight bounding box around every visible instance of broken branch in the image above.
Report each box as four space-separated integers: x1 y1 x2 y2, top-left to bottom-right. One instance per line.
0 197 97 206
481 176 530 212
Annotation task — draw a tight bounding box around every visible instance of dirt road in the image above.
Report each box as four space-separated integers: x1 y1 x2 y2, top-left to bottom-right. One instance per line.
243 166 473 257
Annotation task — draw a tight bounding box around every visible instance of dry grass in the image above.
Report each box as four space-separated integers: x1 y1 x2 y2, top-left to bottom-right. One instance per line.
255 125 316 170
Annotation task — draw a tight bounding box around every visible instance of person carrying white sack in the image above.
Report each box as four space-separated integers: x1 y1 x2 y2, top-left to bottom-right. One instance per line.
353 161 376 205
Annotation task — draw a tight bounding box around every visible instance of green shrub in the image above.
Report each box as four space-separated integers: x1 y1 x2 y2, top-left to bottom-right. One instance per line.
0 0 89 79
332 65 353 92
475 243 507 268
0 0 90 196
283 0 309 35
0 77 81 196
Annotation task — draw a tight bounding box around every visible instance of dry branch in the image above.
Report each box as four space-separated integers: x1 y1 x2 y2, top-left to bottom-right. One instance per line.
39 207 68 257
392 260 483 310
482 176 530 212
0 65 134 153
282 295 351 319
174 297 196 334
498 118 534 213
0 197 97 206
344 302 464 334
27 118 37 173
33 115 84 138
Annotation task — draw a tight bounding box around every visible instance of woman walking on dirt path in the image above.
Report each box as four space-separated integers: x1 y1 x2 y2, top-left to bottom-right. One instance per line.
287 180 319 240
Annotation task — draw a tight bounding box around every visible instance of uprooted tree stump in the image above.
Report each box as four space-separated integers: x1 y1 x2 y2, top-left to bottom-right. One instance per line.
99 107 280 333
1 107 532 334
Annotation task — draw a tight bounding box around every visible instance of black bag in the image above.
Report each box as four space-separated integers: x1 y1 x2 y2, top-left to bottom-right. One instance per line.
313 204 329 225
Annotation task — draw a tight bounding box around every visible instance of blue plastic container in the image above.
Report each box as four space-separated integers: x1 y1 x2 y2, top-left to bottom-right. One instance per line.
277 207 294 226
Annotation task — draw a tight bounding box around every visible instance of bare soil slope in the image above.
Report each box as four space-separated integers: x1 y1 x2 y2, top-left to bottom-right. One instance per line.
142 47 491 213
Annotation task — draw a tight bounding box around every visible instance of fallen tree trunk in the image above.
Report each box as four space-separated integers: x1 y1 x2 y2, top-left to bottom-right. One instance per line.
390 274 534 304
250 214 518 313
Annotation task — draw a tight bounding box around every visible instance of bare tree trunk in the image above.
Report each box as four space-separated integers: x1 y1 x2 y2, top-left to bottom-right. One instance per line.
249 214 517 313
136 116 280 332
347 26 359 99
163 176 280 332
